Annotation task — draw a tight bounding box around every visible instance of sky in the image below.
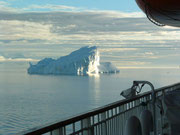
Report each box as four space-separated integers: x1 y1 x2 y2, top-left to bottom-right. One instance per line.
1 0 180 68
1 0 140 12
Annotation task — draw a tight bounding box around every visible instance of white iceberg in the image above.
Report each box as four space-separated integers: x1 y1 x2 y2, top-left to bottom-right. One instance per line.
99 62 119 74
28 46 119 75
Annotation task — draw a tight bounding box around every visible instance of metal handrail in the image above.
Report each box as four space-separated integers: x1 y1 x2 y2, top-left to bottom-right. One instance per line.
17 82 180 135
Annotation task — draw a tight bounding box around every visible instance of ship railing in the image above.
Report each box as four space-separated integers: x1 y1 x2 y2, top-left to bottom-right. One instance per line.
18 82 180 135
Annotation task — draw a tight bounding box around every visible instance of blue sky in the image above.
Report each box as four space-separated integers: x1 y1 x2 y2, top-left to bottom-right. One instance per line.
1 0 140 12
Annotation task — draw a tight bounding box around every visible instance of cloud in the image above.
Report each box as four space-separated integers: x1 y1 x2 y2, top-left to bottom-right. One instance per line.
0 1 83 13
0 1 145 17
23 4 80 12
0 11 180 67
0 1 8 5
86 10 145 18
117 61 151 66
0 20 57 41
144 52 154 55
0 56 38 62
0 56 6 61
0 1 20 12
99 48 138 53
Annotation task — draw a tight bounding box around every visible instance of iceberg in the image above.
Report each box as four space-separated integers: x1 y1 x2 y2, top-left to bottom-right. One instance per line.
99 62 119 74
28 46 119 75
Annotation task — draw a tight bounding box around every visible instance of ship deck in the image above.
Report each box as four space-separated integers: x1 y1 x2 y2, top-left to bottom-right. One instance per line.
18 82 180 135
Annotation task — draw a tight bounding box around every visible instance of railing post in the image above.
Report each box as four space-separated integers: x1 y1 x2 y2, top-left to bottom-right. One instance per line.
82 117 93 135
101 112 107 135
51 128 64 135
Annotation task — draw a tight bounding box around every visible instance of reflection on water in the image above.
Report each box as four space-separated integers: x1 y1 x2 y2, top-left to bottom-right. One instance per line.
0 63 180 134
88 75 101 108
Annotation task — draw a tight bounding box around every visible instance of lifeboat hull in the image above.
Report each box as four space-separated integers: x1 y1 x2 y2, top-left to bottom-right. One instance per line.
136 0 180 27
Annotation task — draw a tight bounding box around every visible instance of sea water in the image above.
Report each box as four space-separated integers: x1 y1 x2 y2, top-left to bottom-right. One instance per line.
0 62 180 135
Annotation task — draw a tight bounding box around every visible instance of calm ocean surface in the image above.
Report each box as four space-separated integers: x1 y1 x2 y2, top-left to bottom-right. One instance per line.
0 62 180 135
